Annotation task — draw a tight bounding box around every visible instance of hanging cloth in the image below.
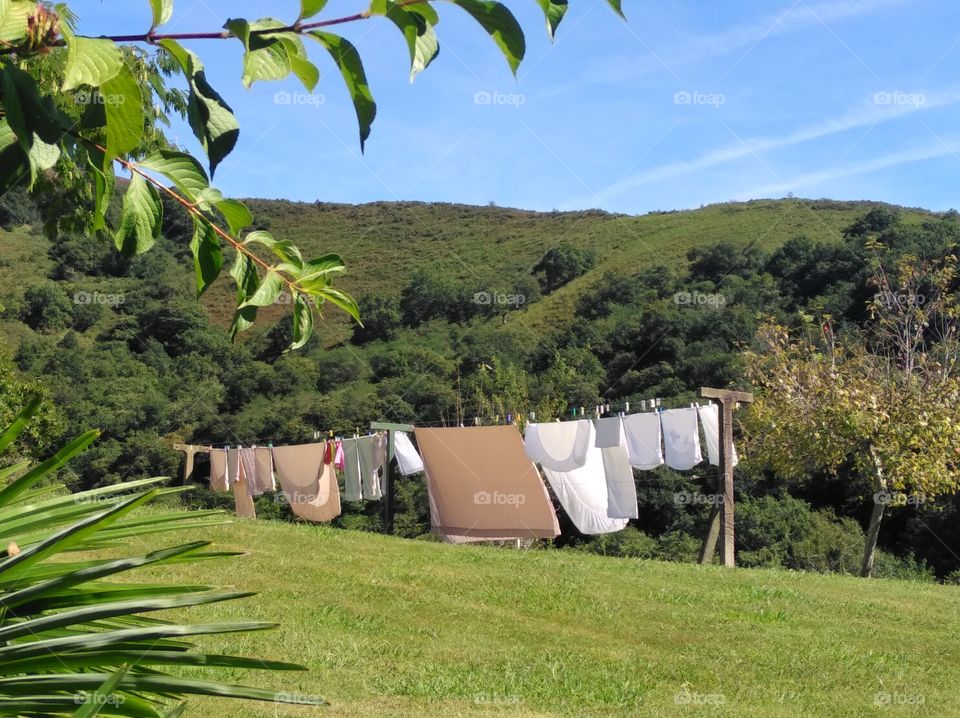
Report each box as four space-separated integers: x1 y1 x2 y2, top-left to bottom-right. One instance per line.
594 416 625 449
209 448 229 492
601 445 638 519
334 439 345 472
272 442 340 522
661 407 703 470
232 471 257 518
271 442 327 502
621 412 664 470
359 433 387 500
524 420 594 472
540 442 629 535
394 431 424 475
252 446 276 494
341 438 363 502
697 403 739 467
414 425 560 540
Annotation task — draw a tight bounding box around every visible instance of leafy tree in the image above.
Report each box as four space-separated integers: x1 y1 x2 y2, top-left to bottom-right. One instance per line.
844 206 900 238
19 283 72 332
743 252 960 577
352 293 401 343
533 245 598 293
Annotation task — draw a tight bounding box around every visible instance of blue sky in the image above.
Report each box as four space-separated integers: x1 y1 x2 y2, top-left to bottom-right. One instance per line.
77 0 960 214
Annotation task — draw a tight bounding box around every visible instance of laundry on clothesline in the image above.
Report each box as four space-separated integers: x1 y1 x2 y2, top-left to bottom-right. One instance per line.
415 425 560 541
272 442 341 522
393 431 424 475
601 443 638 520
341 433 388 501
540 441 630 535
209 448 229 492
697 403 739 467
524 419 594 471
661 407 703 470
621 412 664 470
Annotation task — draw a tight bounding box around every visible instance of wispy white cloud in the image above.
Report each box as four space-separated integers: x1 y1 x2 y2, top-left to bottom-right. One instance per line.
584 87 960 207
735 139 960 199
541 0 907 98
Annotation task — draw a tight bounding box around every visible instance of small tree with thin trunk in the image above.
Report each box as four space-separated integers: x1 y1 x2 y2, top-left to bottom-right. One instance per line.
742 248 960 577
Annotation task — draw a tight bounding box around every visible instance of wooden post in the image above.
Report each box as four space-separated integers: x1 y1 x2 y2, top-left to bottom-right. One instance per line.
697 388 754 567
370 422 414 535
172 443 200 486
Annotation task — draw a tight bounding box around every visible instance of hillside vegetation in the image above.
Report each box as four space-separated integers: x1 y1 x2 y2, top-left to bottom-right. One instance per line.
3 194 960 583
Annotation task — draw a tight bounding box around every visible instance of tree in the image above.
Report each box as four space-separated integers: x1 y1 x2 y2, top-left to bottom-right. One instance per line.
19 283 72 332
533 245 598 293
742 251 960 577
352 293 401 343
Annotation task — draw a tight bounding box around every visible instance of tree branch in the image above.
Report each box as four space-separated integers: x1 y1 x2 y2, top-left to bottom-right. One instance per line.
0 0 430 56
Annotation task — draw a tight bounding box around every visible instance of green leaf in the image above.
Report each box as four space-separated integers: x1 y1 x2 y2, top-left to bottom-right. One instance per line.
99 63 144 159
225 18 292 89
139 149 209 201
86 145 115 230
285 43 320 92
315 286 360 321
215 198 253 236
0 119 28 195
189 218 223 297
0 64 65 186
240 271 283 308
115 174 162 256
61 31 124 91
0 0 33 44
291 293 314 350
0 429 98 508
148 0 173 29
534 0 568 41
446 0 525 75
229 253 260 337
371 0 440 81
243 230 303 268
299 0 327 20
0 396 40 454
604 0 626 19
295 253 346 286
159 39 239 176
70 664 129 718
308 31 377 150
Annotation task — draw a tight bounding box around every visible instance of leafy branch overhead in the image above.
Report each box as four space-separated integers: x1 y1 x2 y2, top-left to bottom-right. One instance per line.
0 0 623 348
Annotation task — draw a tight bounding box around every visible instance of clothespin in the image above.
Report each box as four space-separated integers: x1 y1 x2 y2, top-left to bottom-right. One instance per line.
624 401 630 414
579 407 585 417
473 416 480 426
529 411 536 422
506 413 513 424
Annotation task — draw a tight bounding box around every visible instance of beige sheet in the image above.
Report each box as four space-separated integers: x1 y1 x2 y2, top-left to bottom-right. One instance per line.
414 425 560 539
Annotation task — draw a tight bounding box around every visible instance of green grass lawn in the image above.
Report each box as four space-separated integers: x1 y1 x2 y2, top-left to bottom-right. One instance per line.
121 515 960 717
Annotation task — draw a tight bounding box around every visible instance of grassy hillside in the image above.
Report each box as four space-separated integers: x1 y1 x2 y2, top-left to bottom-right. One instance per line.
194 198 938 344
124 515 960 717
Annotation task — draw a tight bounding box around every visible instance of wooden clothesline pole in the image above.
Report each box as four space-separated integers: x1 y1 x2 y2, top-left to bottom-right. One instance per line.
697 387 753 567
172 443 202 487
370 422 414 535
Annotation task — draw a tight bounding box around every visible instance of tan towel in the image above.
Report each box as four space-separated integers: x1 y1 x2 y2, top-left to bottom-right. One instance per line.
414 425 560 539
271 442 327 502
209 448 229 492
252 446 277 494
272 442 341 522
232 472 257 518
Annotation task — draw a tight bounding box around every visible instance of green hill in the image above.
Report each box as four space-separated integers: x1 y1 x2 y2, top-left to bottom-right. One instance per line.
125 514 960 717
195 197 937 343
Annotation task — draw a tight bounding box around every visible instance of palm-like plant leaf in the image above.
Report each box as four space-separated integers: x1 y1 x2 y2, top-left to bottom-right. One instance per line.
0 403 323 715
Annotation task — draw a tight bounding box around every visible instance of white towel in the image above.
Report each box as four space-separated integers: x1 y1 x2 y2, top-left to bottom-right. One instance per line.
594 416 625 448
622 412 664 470
524 420 594 472
661 407 703 470
697 403 739 467
394 431 424 476
541 443 629 535
601 445 638 519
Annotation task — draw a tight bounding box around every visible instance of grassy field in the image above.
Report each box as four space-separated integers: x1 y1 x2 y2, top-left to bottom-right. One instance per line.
121 515 960 717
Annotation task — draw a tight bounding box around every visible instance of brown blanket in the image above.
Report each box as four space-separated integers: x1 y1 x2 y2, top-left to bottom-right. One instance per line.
414 425 560 539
